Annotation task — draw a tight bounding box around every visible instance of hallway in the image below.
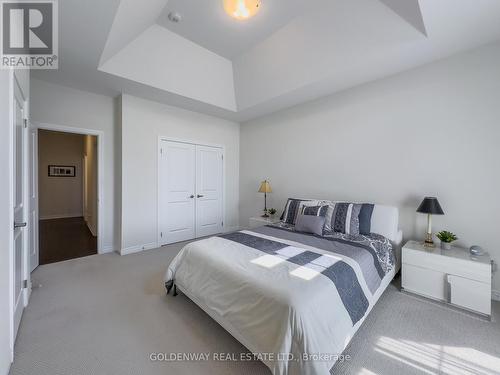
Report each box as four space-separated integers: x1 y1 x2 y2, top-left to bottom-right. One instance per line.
39 217 97 265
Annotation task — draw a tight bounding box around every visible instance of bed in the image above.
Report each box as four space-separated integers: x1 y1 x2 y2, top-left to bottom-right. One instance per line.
165 202 402 375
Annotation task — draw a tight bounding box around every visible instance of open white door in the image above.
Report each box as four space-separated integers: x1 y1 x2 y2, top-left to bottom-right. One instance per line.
159 141 196 245
12 78 27 339
195 145 223 238
28 127 39 272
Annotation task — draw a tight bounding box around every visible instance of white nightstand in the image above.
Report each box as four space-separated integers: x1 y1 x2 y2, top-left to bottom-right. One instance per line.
249 216 280 229
402 240 492 318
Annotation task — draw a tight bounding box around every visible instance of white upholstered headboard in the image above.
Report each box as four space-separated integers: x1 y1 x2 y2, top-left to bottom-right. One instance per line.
371 204 403 271
370 205 400 243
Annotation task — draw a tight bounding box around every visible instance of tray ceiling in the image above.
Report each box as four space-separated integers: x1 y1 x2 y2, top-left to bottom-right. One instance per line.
33 0 500 121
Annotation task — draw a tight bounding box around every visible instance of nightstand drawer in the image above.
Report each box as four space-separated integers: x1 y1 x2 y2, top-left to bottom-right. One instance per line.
448 275 491 315
402 263 446 301
403 247 490 284
402 241 492 318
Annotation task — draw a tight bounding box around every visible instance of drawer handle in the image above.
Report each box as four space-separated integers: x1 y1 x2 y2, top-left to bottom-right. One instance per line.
445 274 451 303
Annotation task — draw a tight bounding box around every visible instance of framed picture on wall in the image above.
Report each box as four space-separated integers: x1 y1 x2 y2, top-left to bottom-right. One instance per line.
48 165 76 177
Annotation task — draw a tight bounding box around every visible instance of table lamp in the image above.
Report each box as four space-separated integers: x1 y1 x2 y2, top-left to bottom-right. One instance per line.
417 197 444 247
258 180 272 217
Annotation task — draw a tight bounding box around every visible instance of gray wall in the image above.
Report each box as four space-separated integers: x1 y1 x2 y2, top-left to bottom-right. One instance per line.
38 130 84 219
240 42 500 291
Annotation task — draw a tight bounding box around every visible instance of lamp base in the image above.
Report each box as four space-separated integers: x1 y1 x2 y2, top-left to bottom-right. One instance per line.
424 233 435 248
261 213 269 218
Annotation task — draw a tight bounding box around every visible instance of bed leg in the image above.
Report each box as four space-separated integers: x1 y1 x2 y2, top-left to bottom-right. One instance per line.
165 280 174 295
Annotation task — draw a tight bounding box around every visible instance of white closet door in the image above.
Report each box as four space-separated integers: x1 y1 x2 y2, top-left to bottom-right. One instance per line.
160 141 196 245
195 145 223 238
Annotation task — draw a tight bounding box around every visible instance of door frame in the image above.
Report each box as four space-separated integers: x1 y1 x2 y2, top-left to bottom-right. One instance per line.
83 154 88 222
28 126 39 273
157 136 226 246
32 122 105 253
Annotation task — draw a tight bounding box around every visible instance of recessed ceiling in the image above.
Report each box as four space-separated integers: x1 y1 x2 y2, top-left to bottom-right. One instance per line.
32 0 500 122
157 0 323 59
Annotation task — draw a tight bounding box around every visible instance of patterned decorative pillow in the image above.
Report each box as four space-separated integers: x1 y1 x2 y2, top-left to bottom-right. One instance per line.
302 205 328 217
358 203 375 235
323 202 336 233
323 202 362 235
280 198 318 225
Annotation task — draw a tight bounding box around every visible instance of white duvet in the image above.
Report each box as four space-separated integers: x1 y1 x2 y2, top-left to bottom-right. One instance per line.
165 229 395 375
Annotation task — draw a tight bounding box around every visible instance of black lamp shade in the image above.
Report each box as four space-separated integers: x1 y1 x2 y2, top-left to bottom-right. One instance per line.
416 197 444 215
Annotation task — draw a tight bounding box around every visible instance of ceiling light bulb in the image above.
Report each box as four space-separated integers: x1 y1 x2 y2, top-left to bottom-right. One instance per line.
223 0 261 20
234 0 250 18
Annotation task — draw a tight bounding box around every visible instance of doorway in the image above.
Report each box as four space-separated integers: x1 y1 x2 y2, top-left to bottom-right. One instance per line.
37 130 98 264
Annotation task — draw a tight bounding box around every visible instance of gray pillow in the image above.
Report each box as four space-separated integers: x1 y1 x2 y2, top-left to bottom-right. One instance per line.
295 214 325 236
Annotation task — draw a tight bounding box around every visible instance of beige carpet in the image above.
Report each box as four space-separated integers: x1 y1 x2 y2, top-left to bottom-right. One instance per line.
10 242 500 375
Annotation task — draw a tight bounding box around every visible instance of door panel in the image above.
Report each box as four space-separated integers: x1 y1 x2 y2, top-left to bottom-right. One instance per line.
28 128 38 272
195 145 223 238
160 141 196 245
13 79 26 339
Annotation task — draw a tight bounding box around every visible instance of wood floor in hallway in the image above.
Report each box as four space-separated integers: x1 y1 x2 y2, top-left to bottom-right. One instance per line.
39 217 97 265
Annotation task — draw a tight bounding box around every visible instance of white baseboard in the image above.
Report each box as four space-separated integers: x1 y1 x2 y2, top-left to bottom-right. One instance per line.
39 213 83 220
119 227 238 256
492 290 500 302
120 242 158 256
101 245 115 254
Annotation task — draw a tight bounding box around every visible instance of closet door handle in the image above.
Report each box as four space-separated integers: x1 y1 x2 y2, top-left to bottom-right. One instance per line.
189 195 195 199
197 194 204 198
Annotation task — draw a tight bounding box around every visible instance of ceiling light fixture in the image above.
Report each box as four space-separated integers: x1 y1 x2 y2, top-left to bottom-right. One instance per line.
223 0 261 20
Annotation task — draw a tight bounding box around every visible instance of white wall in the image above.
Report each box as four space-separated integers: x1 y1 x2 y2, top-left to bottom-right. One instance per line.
30 79 117 252
38 131 84 219
120 94 240 254
240 43 500 291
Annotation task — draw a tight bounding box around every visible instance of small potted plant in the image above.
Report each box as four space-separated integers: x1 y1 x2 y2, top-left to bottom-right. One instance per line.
267 208 277 218
436 231 458 250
